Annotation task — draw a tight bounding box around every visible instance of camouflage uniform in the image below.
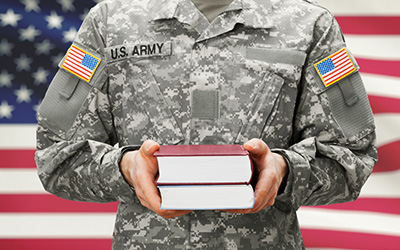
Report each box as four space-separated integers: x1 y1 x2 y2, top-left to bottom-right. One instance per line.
35 0 378 249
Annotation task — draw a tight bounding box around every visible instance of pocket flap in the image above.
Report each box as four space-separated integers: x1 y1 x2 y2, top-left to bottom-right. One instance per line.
130 68 184 145
246 47 307 66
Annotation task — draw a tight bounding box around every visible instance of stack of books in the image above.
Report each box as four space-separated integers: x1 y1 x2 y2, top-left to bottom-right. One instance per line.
154 144 254 210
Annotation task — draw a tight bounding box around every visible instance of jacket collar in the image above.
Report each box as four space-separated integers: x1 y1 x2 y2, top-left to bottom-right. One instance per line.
149 0 274 30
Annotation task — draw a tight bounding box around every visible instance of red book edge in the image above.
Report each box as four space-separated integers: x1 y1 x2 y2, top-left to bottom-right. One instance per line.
153 144 249 157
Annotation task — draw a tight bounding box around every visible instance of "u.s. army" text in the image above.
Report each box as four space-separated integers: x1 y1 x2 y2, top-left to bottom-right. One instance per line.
110 43 165 60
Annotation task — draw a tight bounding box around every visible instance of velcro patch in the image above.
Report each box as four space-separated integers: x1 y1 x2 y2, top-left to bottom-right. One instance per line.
314 48 356 87
192 89 220 120
61 45 101 83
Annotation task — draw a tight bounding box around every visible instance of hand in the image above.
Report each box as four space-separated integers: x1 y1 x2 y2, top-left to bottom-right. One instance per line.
225 138 288 214
120 140 192 219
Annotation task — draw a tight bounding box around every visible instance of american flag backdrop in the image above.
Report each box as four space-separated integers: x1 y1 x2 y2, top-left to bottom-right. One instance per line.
0 0 399 249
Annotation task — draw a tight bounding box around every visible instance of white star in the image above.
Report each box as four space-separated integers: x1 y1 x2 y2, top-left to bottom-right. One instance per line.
0 101 15 119
19 25 41 42
35 39 55 55
51 52 64 67
0 9 23 27
57 0 75 12
20 0 41 13
0 70 14 88
32 67 50 85
14 85 33 103
45 11 64 29
14 54 33 71
62 27 77 43
0 39 15 56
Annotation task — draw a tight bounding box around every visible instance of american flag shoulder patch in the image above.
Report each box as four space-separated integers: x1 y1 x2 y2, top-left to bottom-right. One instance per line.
61 45 101 83
314 48 357 87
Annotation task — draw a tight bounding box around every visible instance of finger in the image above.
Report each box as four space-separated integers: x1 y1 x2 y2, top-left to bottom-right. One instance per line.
139 170 162 211
249 168 278 213
157 209 193 219
251 181 270 212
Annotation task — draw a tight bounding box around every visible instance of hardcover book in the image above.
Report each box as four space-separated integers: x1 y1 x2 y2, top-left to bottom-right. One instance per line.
154 144 253 185
154 144 254 210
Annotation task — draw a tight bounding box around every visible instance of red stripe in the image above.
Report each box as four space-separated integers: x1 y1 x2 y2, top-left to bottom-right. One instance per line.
0 194 118 213
66 55 92 75
313 198 400 215
369 95 400 114
357 58 400 78
70 47 85 58
302 229 400 250
332 55 348 67
63 62 90 81
64 59 91 77
69 50 84 61
374 141 400 173
324 61 352 79
72 45 89 55
66 56 92 75
324 63 354 84
0 150 36 168
0 239 112 250
331 50 346 60
336 16 400 35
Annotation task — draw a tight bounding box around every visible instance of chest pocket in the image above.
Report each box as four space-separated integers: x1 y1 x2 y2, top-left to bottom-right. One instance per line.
191 47 305 145
189 46 308 144
107 58 184 146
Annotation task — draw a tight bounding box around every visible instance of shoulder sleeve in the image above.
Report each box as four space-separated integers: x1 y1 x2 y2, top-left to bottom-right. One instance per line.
35 4 136 204
273 10 378 211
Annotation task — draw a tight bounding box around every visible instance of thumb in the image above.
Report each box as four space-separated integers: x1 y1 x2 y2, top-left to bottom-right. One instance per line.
243 138 270 159
140 140 160 157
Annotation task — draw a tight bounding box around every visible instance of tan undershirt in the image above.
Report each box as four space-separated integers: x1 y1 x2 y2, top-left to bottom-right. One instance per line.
191 0 235 22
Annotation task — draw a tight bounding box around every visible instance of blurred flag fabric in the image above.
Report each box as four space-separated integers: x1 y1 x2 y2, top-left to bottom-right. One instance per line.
0 0 399 249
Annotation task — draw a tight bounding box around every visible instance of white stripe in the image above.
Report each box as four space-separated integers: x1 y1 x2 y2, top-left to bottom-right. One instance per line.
0 169 46 194
67 55 85 66
375 113 400 147
0 213 115 238
2 210 398 239
70 47 85 58
298 207 400 236
0 124 36 149
68 51 85 61
345 35 400 60
66 58 94 75
331 52 347 63
361 170 400 198
331 49 346 59
324 65 354 84
362 73 400 99
63 61 91 79
324 62 352 79
65 55 92 73
1 167 399 198
318 0 400 16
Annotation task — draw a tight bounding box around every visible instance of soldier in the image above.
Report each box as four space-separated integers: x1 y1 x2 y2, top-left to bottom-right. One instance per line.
35 0 378 249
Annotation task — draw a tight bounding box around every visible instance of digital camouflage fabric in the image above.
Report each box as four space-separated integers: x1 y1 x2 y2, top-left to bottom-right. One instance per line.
35 0 378 249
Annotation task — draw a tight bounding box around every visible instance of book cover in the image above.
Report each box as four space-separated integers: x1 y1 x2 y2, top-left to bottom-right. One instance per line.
154 144 249 157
